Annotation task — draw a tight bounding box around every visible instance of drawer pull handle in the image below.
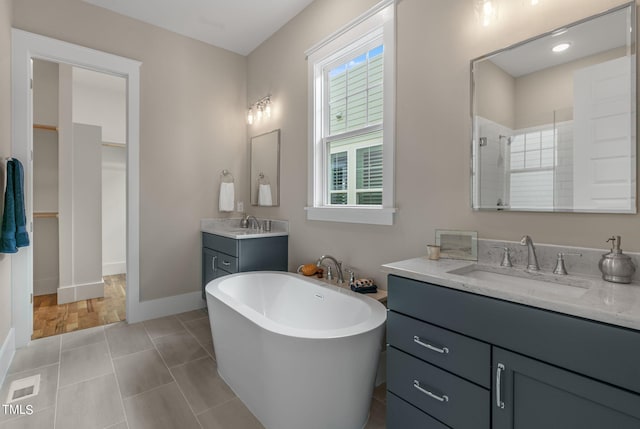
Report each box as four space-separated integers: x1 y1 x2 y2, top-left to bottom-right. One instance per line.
413 380 449 403
496 363 505 409
222 260 231 267
212 256 217 272
413 336 449 354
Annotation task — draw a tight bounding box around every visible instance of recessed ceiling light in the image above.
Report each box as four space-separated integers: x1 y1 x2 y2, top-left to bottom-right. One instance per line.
552 42 571 53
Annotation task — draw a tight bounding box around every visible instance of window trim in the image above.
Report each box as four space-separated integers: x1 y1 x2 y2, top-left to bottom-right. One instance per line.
306 0 396 225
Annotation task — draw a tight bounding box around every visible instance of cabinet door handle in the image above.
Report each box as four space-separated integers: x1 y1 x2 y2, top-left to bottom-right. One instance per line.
212 255 217 272
413 336 449 354
413 380 449 402
222 260 231 267
496 363 505 409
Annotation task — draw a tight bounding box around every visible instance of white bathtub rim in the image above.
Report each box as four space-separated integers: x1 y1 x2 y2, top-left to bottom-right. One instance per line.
206 271 387 340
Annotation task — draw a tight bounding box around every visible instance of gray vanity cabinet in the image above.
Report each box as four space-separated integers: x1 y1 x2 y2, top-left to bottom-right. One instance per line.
493 348 640 429
386 274 640 429
201 232 288 299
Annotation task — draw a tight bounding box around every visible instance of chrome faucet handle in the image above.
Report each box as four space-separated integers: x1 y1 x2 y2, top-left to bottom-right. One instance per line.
492 246 513 267
553 252 582 275
345 269 356 285
326 265 334 281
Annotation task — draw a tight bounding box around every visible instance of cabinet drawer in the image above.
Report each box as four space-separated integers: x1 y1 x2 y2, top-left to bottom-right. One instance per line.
387 392 450 429
388 311 490 388
203 232 238 256
388 347 489 429
388 275 640 394
217 254 238 273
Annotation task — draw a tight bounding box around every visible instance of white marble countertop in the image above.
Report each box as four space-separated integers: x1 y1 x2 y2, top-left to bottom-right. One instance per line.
382 257 640 332
201 218 289 240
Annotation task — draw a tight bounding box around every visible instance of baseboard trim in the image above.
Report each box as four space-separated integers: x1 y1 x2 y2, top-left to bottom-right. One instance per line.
128 291 205 324
103 261 126 276
0 328 16 387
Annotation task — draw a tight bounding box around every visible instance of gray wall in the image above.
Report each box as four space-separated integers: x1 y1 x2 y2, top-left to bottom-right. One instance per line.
13 0 249 301
0 0 11 344
247 0 639 289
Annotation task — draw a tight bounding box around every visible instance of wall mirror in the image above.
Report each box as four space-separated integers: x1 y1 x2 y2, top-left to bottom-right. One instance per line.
250 129 280 206
471 2 636 213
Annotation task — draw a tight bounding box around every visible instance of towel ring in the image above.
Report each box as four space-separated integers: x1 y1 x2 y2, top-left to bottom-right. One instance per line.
221 169 234 183
257 172 270 185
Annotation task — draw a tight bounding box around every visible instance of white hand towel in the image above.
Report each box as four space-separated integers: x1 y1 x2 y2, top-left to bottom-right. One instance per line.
219 182 235 212
258 183 273 206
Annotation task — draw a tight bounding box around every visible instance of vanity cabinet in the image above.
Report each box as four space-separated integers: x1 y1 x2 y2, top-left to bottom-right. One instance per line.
201 232 288 299
386 274 640 429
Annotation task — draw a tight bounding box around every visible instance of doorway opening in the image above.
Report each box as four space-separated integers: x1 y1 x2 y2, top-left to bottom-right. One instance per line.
11 29 141 348
31 60 127 339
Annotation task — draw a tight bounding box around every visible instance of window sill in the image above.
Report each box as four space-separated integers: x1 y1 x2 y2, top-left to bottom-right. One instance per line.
305 206 396 225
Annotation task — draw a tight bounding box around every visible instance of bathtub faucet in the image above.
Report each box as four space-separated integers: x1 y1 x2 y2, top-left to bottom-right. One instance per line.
316 255 345 284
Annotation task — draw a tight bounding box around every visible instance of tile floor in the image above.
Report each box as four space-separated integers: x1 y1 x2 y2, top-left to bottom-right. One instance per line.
1 309 387 429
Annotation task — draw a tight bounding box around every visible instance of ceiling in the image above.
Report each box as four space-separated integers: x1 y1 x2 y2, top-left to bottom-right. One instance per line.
488 7 630 77
82 0 315 55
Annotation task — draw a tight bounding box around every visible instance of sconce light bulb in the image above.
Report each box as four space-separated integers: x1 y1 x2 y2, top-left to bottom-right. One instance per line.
256 107 263 121
265 103 271 118
247 109 254 125
481 1 494 27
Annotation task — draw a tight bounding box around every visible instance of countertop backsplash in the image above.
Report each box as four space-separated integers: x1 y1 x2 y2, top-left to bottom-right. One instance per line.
478 239 640 284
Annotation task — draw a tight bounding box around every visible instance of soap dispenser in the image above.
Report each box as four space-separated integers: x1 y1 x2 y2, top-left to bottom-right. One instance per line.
598 235 636 284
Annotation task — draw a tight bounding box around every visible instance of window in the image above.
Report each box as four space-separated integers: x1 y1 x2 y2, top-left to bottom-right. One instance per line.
509 128 556 209
306 1 395 225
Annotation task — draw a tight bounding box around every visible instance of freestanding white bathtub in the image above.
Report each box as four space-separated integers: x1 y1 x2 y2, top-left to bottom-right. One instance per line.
205 271 387 429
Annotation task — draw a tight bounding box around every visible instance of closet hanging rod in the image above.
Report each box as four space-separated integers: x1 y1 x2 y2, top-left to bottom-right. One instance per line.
33 212 59 219
33 124 58 132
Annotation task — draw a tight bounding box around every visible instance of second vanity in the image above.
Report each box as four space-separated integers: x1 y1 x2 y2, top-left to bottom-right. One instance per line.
201 218 288 299
382 255 640 429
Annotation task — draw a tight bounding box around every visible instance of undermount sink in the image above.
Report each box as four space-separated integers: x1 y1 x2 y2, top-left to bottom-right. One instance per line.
447 264 592 299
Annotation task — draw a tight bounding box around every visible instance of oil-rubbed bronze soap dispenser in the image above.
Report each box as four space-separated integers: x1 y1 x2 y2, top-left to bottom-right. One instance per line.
598 235 636 284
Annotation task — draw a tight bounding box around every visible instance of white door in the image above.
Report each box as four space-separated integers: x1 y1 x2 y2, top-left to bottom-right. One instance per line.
573 56 635 212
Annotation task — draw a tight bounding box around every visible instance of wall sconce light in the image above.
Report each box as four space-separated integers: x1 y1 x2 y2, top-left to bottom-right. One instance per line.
247 95 272 125
476 0 498 27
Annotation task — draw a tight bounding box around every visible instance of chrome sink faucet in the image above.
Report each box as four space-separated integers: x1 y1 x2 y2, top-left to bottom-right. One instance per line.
316 255 344 284
520 235 540 271
242 215 261 230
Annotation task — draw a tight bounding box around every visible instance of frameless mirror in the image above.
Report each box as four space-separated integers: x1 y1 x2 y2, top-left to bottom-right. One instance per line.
250 129 280 206
471 3 636 213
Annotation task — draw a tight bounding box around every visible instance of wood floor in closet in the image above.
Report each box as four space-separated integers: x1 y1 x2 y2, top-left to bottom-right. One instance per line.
32 274 126 339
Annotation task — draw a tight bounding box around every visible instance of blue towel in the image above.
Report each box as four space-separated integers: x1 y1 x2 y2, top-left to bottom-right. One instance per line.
13 159 29 248
0 158 30 253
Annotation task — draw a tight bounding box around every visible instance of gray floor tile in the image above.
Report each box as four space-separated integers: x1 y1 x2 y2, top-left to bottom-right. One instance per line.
176 309 209 322
0 364 58 424
123 382 201 429
200 339 216 360
0 406 55 429
197 398 264 429
364 398 386 429
153 332 207 368
60 325 106 351
56 373 125 429
372 382 387 404
170 357 234 414
113 349 173 398
59 341 113 387
183 317 213 343
7 336 60 375
105 322 154 358
143 316 185 339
